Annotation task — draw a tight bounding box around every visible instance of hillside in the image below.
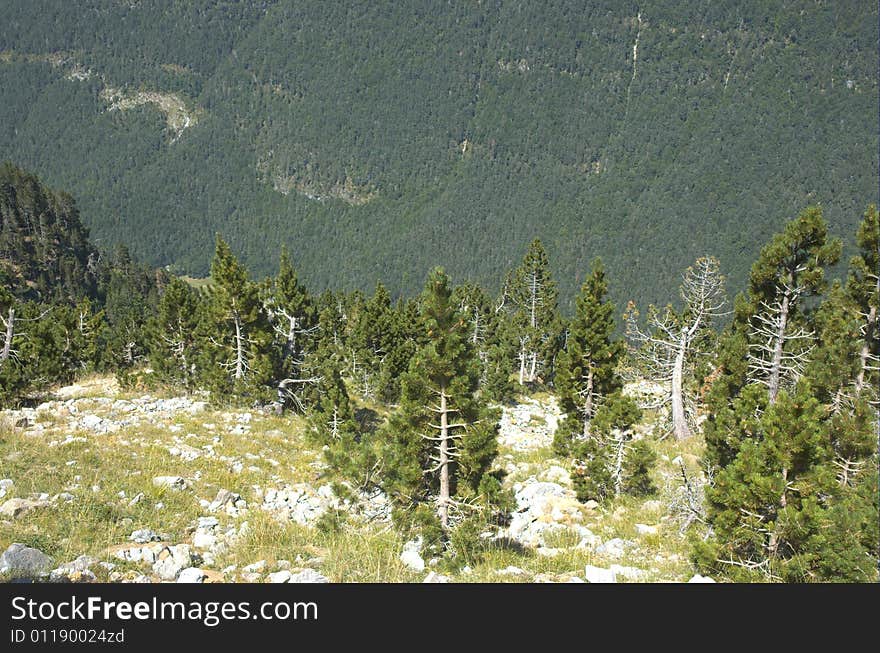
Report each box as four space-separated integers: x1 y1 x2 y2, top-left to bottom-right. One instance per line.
0 1 877 307
0 376 704 584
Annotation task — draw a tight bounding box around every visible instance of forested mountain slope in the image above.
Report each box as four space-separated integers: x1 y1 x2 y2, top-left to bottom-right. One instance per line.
0 1 876 307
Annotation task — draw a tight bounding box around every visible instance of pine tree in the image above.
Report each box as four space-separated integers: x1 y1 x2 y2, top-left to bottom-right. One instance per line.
847 205 879 401
381 268 502 530
454 281 513 401
149 277 202 388
554 258 623 454
744 206 841 403
570 392 647 503
264 247 318 410
349 282 395 399
697 208 876 582
200 235 273 400
505 239 561 386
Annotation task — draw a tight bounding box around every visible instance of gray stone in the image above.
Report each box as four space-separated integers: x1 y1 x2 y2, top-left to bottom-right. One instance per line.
152 545 197 581
152 476 188 491
177 567 207 583
609 564 646 580
288 569 329 583
595 538 634 559
129 529 162 543
0 543 54 579
583 565 616 584
267 570 292 583
687 574 716 584
423 571 450 583
243 560 267 573
0 497 49 519
400 537 425 572
49 554 98 583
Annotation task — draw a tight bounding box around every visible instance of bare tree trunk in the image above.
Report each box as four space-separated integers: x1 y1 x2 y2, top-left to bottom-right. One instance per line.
528 350 537 383
438 388 450 529
582 368 594 438
855 303 876 393
671 331 690 440
767 287 791 404
232 311 245 380
0 307 14 368
613 433 625 497
518 344 526 385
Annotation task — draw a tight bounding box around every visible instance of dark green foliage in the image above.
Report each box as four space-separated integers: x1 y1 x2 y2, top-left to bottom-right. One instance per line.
380 268 503 530
98 245 163 384
453 281 514 402
698 208 878 582
570 392 647 504
505 238 562 385
554 258 623 454
0 162 98 303
1 3 876 311
199 235 274 400
149 276 204 389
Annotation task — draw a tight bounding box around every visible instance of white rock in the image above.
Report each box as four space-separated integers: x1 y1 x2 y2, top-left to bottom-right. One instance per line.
177 567 207 583
152 476 187 491
267 570 292 583
243 560 267 573
583 565 616 584
423 571 450 583
635 523 658 535
687 574 716 584
289 569 329 583
400 549 425 572
609 564 645 580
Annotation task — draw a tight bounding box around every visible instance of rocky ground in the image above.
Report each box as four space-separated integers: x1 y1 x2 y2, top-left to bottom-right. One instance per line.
0 377 711 584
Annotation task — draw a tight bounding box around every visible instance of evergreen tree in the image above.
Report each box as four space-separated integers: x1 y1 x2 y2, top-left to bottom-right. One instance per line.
200 235 273 400
697 208 876 582
847 204 879 401
743 206 841 403
381 268 502 530
264 247 318 410
570 392 648 503
149 277 202 388
505 238 561 386
454 281 513 402
554 258 623 454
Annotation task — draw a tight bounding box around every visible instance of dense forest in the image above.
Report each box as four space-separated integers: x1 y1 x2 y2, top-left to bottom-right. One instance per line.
1 165 877 582
0 0 877 308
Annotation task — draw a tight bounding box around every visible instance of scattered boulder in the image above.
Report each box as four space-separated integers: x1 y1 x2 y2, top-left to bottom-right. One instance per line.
583 565 616 584
423 571 450 583
243 560 267 573
400 538 425 572
688 574 716 584
152 545 199 581
152 476 188 491
0 543 54 579
177 567 207 583
288 569 329 583
267 570 292 583
129 529 165 544
0 497 49 519
595 538 635 559
635 523 658 536
50 555 98 583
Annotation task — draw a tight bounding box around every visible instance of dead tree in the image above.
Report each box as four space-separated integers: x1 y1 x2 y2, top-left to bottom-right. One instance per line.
627 257 727 439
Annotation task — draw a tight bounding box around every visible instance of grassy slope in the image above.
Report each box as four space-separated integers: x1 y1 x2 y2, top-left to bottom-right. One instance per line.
0 375 705 583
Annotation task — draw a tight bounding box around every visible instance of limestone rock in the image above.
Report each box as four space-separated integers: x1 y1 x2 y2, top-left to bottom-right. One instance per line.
0 543 54 579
